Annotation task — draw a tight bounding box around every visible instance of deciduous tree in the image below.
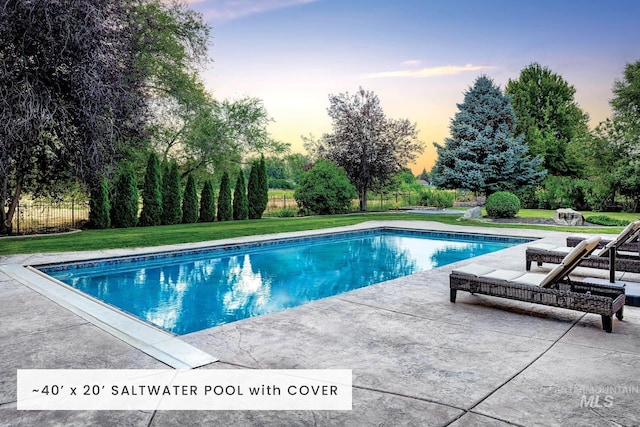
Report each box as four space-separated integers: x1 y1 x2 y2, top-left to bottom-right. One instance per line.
305 88 423 211
506 63 589 176
0 0 147 233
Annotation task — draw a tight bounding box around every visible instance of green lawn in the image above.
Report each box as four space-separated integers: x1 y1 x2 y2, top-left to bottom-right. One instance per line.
1 210 633 256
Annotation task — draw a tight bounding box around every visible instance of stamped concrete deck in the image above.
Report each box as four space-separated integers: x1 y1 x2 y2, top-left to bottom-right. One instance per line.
1 220 639 426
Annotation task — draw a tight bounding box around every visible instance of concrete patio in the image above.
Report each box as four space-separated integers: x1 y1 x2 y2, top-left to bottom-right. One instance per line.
1 221 639 426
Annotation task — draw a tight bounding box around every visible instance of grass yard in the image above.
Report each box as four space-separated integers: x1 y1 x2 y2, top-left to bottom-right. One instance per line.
1 210 634 256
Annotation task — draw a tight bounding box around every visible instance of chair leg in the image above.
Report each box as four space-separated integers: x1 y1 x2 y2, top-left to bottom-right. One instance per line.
616 307 624 321
450 289 457 303
601 315 613 333
525 259 531 271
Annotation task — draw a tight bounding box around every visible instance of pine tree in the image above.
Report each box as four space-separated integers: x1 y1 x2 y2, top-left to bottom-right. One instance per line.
199 179 216 222
88 176 110 229
161 161 182 225
432 75 546 196
182 174 198 223
217 172 232 221
110 163 139 228
139 152 162 226
233 170 249 220
247 156 268 219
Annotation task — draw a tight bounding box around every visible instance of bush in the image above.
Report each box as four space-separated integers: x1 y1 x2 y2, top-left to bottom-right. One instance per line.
585 215 630 227
294 159 357 215
199 179 216 222
418 188 454 208
485 191 521 218
276 208 295 217
181 174 198 223
268 178 295 190
536 176 594 211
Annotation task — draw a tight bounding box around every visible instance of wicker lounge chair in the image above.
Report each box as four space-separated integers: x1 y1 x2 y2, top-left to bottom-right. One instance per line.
450 237 626 332
526 221 640 282
566 220 640 253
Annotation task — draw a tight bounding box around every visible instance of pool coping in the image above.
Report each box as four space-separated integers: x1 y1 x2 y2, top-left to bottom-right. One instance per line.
0 264 217 370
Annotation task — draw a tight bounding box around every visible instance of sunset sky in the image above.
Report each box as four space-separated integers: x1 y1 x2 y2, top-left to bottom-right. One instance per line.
187 0 640 173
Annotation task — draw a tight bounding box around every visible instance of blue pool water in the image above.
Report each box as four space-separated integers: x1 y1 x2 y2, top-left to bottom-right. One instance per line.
40 229 529 334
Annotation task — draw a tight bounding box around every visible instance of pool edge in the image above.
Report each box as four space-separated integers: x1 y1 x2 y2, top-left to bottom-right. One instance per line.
0 263 217 370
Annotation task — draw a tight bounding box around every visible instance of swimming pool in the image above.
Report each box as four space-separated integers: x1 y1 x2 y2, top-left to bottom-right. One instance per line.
39 228 530 335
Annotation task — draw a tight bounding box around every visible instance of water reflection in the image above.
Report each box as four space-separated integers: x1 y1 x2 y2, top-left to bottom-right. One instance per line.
58 233 513 334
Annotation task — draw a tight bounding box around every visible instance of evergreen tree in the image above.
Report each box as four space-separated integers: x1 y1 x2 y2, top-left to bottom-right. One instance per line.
139 152 162 226
199 179 216 222
432 75 546 196
233 170 249 220
247 156 268 219
217 172 232 221
110 163 139 228
88 176 110 229
161 161 182 225
181 174 199 223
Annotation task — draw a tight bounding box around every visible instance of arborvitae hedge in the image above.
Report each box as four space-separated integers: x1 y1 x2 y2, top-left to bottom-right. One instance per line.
233 171 249 220
161 161 182 225
139 152 162 226
217 172 232 221
248 155 268 219
199 179 215 222
110 163 139 228
88 176 110 229
182 174 199 223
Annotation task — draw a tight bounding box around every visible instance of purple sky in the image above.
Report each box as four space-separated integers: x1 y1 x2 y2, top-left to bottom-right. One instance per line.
186 0 640 172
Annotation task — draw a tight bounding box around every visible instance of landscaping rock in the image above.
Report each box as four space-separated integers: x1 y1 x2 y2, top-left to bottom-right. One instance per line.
464 206 483 219
554 208 584 226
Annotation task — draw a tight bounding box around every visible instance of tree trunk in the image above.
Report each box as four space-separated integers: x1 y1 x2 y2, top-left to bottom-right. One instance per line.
359 187 367 211
1 180 22 234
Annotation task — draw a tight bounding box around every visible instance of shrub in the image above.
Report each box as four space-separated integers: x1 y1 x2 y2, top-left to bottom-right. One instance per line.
536 176 594 211
268 178 295 190
217 172 232 221
198 179 215 222
181 174 199 223
88 176 110 229
276 208 295 217
485 191 521 218
294 159 357 215
139 152 162 226
110 163 139 228
233 171 249 220
584 215 630 227
418 188 454 209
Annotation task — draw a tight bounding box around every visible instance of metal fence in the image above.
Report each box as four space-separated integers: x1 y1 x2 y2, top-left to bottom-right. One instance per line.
10 199 90 235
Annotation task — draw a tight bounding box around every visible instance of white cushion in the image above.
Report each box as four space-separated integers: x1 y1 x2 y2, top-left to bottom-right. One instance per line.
481 269 525 281
512 273 549 286
452 263 495 277
527 243 560 251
